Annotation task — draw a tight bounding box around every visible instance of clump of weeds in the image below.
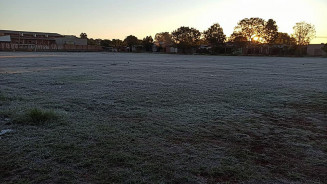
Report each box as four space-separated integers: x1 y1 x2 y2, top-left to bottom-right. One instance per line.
13 108 60 126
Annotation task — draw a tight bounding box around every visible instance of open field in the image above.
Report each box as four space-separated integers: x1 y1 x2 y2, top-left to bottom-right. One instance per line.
0 52 326 183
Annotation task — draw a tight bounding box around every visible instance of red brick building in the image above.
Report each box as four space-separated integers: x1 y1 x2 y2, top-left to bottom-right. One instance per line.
0 30 100 51
0 30 62 45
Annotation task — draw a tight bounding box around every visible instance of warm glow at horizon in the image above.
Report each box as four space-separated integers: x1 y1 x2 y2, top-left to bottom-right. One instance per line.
252 35 265 43
0 0 326 44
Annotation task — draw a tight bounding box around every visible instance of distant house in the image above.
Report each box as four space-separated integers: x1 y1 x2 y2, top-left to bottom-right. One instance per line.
307 44 327 56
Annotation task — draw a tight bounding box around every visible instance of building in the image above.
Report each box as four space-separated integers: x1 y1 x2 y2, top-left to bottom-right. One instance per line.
307 44 327 56
0 30 97 51
0 30 62 44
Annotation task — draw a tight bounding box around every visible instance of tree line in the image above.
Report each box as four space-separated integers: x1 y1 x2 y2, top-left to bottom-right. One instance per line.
79 17 319 55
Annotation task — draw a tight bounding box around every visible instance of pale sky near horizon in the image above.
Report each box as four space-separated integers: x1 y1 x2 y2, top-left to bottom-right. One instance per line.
0 0 326 43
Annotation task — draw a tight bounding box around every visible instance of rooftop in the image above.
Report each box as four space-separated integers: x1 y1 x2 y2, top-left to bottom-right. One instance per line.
0 30 62 37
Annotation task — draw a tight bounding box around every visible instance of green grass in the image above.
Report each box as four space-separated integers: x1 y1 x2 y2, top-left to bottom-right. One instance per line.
0 93 7 101
14 108 59 125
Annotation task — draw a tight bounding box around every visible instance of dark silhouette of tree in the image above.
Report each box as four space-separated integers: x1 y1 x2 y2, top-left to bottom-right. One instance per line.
155 32 173 47
87 38 97 45
262 19 279 55
233 17 266 42
142 36 154 52
111 39 124 48
228 32 248 55
274 33 296 45
203 23 226 48
322 44 327 53
171 26 201 53
263 19 278 44
110 39 124 51
229 32 248 45
124 35 139 51
292 22 316 46
95 39 102 46
100 39 111 47
80 33 88 39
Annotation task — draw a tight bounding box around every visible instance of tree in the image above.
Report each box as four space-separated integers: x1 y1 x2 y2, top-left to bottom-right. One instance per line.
171 26 201 53
111 39 124 51
100 39 111 48
155 32 173 47
263 19 278 44
292 22 316 46
229 32 248 46
142 36 154 52
203 23 226 47
95 39 102 46
111 39 124 48
233 17 266 42
322 44 327 53
274 33 296 45
124 35 139 51
87 38 101 46
80 33 88 39
87 38 97 45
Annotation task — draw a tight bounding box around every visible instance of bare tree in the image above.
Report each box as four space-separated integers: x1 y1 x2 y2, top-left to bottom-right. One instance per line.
292 22 316 46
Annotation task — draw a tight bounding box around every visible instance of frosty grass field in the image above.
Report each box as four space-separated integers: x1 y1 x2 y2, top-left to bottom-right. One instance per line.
0 52 326 183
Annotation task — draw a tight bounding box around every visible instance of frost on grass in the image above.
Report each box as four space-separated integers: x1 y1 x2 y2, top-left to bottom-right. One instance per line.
0 129 13 136
0 52 326 183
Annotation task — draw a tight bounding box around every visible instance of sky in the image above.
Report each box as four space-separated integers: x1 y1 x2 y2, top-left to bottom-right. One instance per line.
1 0 326 44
